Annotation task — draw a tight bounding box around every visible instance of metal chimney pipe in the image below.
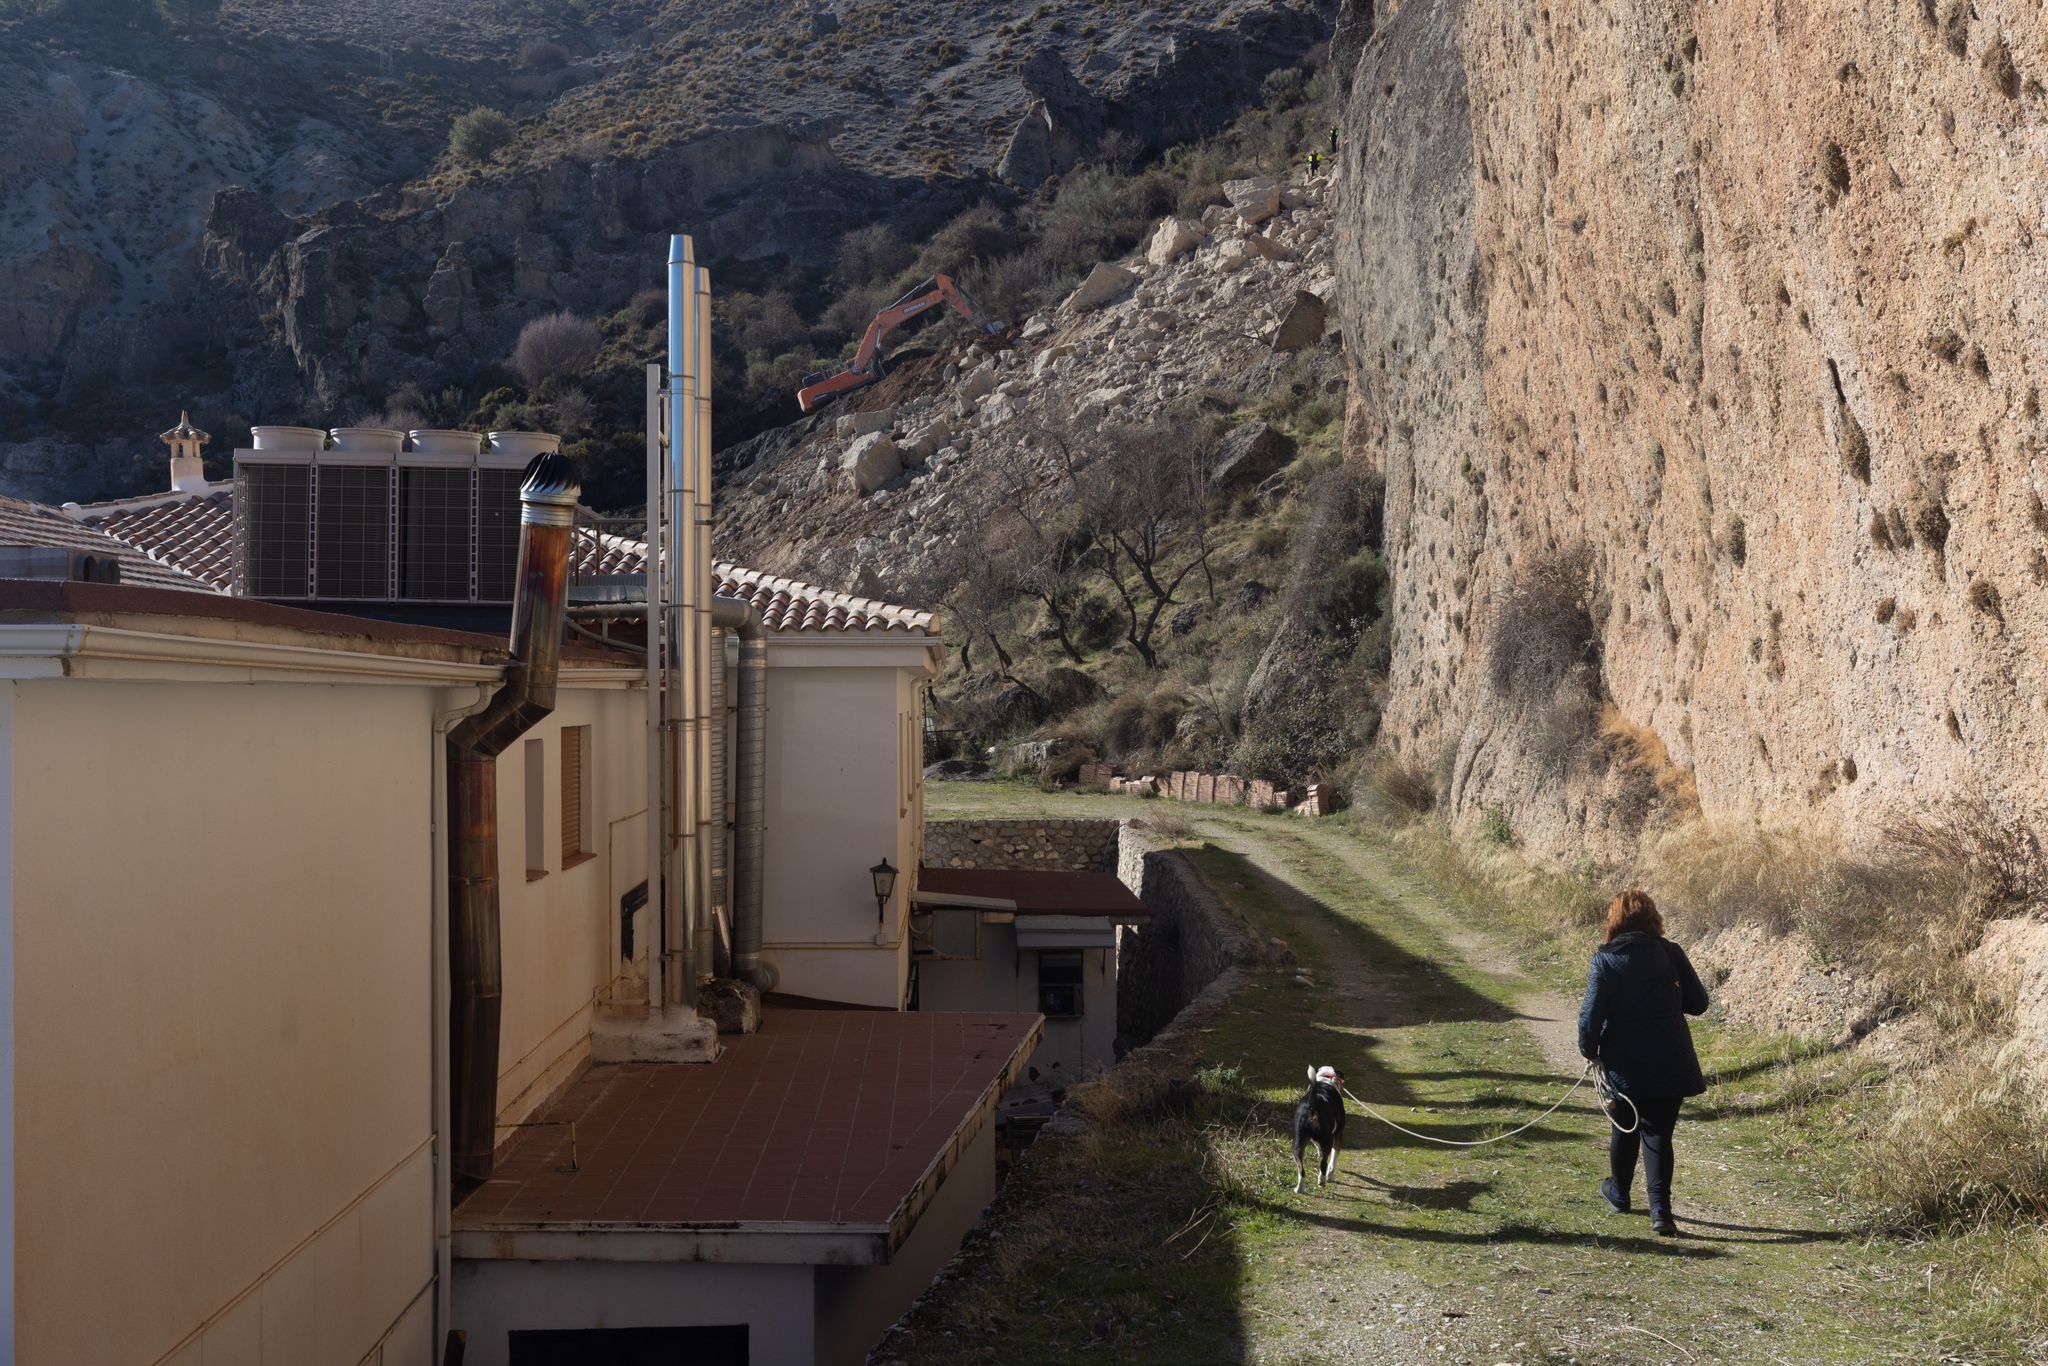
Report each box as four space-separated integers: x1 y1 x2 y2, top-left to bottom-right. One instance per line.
666 234 699 1008
712 595 769 987
447 451 580 1185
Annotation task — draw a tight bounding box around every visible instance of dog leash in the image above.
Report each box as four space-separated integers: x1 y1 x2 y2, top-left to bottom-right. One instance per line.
1341 1059 1625 1148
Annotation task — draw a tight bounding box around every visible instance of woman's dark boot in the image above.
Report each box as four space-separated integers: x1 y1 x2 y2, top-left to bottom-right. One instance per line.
1599 1178 1629 1214
1650 1209 1677 1236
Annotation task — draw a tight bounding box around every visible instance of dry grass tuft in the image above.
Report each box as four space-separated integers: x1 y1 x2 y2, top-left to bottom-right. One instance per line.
1368 751 1437 814
1866 1047 2048 1232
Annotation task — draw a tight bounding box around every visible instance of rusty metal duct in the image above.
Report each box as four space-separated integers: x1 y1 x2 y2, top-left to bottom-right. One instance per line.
448 450 580 1185
711 595 768 986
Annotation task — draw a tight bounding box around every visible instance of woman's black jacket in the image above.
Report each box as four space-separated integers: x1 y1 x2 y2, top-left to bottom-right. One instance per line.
1577 931 1710 1098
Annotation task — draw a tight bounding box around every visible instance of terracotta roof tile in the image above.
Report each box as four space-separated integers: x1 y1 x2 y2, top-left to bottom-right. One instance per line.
0 495 219 594
71 491 234 591
67 489 940 635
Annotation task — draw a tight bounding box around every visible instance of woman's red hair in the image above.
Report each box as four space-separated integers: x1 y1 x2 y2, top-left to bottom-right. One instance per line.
1603 888 1663 942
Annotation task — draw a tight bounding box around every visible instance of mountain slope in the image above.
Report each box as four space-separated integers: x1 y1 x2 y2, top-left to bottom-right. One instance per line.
0 0 1333 502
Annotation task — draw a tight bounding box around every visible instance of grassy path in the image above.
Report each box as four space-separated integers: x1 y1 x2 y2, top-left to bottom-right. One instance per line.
888 786 2029 1364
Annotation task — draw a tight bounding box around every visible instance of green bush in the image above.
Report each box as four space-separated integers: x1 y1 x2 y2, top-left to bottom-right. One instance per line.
449 108 515 164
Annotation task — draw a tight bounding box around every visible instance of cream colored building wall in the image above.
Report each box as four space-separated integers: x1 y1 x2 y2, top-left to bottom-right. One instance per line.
918 937 1116 1086
8 678 442 1366
491 687 648 1130
756 660 925 1008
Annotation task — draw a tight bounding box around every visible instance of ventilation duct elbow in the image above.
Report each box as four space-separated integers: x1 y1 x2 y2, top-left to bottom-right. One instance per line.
447 450 580 1186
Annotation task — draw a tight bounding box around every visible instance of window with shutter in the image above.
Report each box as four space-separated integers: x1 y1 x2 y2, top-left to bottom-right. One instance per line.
561 725 592 867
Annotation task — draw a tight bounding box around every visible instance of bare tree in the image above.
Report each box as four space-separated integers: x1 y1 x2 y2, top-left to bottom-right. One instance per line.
1046 411 1216 669
986 507 1089 664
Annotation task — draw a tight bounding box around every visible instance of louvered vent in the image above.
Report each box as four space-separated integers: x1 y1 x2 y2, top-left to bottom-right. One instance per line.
314 464 394 599
400 467 473 601
235 461 311 597
475 469 524 602
561 725 589 865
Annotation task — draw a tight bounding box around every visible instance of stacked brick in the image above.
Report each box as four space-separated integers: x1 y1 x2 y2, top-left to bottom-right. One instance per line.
1147 769 1331 815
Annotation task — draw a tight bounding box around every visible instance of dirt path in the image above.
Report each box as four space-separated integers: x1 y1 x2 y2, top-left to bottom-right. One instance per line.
905 785 2020 1364
1168 808 1986 1365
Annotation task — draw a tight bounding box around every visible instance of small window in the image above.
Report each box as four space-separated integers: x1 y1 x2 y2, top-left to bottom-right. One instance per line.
561 725 592 867
524 737 546 881
1037 951 1084 1018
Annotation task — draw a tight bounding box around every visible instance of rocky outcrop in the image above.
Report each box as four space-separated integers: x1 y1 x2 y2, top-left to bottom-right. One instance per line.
1335 0 2048 855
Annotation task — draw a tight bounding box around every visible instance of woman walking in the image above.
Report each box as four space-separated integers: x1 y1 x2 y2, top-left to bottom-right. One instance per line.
1578 889 1710 1236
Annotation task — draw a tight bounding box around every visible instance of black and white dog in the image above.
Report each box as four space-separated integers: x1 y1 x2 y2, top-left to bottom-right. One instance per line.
1293 1065 1347 1192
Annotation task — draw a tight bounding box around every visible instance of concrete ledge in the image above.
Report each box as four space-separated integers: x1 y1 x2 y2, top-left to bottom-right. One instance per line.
589 1009 720 1063
452 1221 892 1265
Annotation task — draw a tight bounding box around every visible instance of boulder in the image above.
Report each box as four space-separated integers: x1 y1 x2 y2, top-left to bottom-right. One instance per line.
1032 343 1073 378
1210 421 1298 489
1069 262 1138 312
957 365 998 402
1223 175 1283 226
901 419 953 463
1270 290 1330 352
1247 230 1291 262
835 405 896 439
1217 239 1252 273
1146 216 1204 267
840 431 902 493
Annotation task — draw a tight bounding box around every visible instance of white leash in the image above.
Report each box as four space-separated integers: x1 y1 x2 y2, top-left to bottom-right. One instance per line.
1340 1059 1634 1148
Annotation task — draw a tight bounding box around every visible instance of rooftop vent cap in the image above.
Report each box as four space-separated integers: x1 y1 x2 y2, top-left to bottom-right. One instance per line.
407 429 484 457
327 427 404 457
486 431 560 461
250 426 326 453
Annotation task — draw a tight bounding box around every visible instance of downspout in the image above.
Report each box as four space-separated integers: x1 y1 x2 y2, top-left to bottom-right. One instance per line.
448 451 580 1185
431 680 492 1343
712 595 770 987
706 621 729 977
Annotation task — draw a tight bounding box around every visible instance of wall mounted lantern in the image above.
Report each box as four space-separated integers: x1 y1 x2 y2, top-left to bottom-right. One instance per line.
870 858 898 923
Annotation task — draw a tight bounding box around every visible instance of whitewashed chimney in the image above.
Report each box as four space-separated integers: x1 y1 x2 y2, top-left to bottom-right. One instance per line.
160 411 211 495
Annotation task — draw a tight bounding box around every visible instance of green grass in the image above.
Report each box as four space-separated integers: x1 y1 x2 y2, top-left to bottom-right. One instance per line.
897 783 2048 1362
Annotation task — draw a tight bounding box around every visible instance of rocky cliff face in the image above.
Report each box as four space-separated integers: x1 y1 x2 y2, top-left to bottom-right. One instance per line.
1335 0 2048 855
0 0 1332 502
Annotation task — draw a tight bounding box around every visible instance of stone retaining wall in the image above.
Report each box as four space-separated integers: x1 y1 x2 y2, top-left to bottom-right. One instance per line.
1113 824 1266 1047
922 818 1120 872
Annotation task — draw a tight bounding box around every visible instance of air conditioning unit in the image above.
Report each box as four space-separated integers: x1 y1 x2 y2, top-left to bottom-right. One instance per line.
0 546 124 584
232 428 560 603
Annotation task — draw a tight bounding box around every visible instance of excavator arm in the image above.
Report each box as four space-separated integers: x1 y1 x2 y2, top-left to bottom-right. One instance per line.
796 273 1002 414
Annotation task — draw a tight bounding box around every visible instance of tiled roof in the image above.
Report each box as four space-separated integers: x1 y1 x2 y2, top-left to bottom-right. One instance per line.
70 490 235 591
68 488 941 635
455 1009 1040 1234
714 562 940 635
0 495 219 594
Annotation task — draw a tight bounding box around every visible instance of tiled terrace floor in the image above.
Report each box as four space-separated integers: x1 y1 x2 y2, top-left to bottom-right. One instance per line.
456 1010 1039 1229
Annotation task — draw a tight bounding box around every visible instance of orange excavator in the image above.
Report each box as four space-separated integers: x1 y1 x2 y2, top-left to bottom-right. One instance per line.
796 273 1004 414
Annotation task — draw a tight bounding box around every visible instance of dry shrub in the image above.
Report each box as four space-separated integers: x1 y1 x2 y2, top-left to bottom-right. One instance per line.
1653 798 2043 1027
1486 548 1601 698
1138 809 1198 844
510 311 602 387
1596 705 1699 833
1369 751 1436 814
1883 796 2046 917
1864 1047 2048 1232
